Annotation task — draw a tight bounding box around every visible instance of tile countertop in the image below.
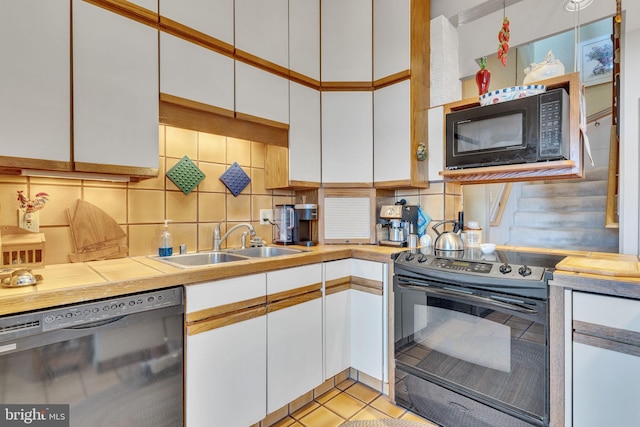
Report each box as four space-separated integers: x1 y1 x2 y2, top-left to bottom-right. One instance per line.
0 245 402 317
1 244 638 317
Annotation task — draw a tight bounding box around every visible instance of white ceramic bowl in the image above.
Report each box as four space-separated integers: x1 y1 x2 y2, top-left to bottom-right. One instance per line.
479 84 546 106
479 243 496 254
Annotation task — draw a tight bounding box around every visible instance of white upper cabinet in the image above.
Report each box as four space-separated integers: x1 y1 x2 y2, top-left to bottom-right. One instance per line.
289 0 320 81
73 0 158 170
373 0 410 80
289 82 321 184
160 32 235 112
0 0 70 163
374 80 411 183
235 0 289 68
322 91 373 184
159 0 234 45
321 0 372 82
236 61 289 124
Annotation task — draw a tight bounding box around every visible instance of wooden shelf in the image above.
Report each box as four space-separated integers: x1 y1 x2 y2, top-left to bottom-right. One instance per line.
440 72 583 184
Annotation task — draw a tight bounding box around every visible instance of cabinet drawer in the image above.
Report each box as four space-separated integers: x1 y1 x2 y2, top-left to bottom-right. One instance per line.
186 274 266 316
573 292 640 333
266 263 322 295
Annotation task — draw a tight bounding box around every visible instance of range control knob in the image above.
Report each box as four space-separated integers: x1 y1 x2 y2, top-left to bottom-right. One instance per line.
499 263 512 274
518 265 532 277
405 253 415 262
418 254 428 263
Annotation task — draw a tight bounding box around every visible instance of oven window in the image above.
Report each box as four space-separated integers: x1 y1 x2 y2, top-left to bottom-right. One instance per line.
395 290 546 420
454 112 524 154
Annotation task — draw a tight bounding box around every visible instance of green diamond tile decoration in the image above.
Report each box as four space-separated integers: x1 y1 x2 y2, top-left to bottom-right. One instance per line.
166 156 206 195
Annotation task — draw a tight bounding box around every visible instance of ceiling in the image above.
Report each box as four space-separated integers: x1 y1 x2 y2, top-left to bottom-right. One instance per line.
432 0 525 27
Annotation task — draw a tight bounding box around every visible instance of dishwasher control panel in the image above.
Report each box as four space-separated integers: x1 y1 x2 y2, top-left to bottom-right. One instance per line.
41 287 183 331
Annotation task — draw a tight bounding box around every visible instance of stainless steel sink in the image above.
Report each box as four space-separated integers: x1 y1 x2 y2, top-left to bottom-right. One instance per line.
226 246 305 258
150 252 249 268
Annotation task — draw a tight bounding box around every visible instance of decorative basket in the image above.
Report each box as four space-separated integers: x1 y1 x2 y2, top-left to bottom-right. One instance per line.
0 227 46 269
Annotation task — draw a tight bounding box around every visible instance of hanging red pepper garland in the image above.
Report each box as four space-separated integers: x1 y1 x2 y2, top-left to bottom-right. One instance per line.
497 15 510 67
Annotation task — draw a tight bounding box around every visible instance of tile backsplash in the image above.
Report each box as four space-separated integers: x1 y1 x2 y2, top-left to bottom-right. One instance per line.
0 125 293 265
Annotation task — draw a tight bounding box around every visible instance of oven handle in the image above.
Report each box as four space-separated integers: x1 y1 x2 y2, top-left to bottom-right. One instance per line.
396 282 538 315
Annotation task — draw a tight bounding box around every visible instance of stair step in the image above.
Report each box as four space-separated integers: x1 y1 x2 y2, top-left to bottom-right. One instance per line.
518 195 607 212
513 211 607 229
521 180 607 198
508 226 619 248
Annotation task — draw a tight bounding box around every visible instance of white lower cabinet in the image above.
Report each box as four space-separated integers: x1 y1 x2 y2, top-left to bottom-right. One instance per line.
324 259 352 378
185 274 267 427
323 259 388 384
571 291 640 427
267 264 323 413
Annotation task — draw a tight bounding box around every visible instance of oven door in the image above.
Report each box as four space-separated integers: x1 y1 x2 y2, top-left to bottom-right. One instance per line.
394 273 548 427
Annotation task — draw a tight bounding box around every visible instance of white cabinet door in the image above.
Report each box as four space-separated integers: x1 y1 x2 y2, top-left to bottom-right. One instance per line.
160 32 235 112
350 259 387 382
185 274 267 427
267 264 323 413
321 0 372 82
268 298 323 412
186 316 267 427
573 342 640 427
73 0 158 170
324 259 352 379
322 92 373 184
374 80 411 183
373 0 410 81
572 292 640 427
236 61 289 124
235 0 288 68
289 82 321 184
289 0 320 81
0 0 70 162
159 0 233 45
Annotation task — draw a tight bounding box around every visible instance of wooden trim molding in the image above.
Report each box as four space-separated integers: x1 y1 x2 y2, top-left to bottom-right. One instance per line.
351 275 383 296
74 162 159 178
574 331 640 358
320 81 374 91
186 295 267 324
82 0 158 28
267 289 322 313
160 98 289 147
373 70 411 90
235 49 290 81
0 157 72 174
159 16 234 56
325 277 351 295
573 320 640 351
187 305 267 336
267 283 322 304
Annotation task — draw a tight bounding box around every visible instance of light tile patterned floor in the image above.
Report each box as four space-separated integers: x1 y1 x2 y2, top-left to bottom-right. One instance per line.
270 379 438 427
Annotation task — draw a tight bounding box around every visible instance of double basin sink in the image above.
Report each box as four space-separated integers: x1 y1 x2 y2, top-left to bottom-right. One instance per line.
151 246 306 269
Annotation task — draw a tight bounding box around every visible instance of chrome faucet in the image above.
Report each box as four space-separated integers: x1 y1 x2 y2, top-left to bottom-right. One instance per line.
213 222 256 251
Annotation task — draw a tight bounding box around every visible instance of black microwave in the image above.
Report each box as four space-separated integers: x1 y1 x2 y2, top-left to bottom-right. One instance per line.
445 88 570 170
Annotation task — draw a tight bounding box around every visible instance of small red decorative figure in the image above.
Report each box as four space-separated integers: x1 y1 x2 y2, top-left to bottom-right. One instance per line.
476 57 491 95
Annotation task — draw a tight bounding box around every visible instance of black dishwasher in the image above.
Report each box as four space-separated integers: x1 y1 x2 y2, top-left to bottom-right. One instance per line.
0 287 184 427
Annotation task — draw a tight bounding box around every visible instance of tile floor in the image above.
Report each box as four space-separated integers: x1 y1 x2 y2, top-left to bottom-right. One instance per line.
270 379 438 427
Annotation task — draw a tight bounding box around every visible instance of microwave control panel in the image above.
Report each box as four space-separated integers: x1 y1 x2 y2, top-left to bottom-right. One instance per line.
539 88 569 158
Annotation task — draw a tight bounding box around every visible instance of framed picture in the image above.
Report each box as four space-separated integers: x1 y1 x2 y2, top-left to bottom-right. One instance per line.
580 34 614 86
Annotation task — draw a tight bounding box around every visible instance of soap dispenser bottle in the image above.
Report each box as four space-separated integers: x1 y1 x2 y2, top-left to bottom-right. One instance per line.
159 219 173 257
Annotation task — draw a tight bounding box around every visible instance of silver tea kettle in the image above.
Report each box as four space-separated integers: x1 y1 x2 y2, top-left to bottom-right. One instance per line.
432 220 464 251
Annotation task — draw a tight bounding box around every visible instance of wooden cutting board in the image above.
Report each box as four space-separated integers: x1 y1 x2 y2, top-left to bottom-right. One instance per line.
66 200 128 262
555 256 640 278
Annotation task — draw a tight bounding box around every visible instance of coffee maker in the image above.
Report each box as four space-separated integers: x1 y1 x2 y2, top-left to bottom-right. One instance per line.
293 204 318 246
378 204 418 247
273 204 295 244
